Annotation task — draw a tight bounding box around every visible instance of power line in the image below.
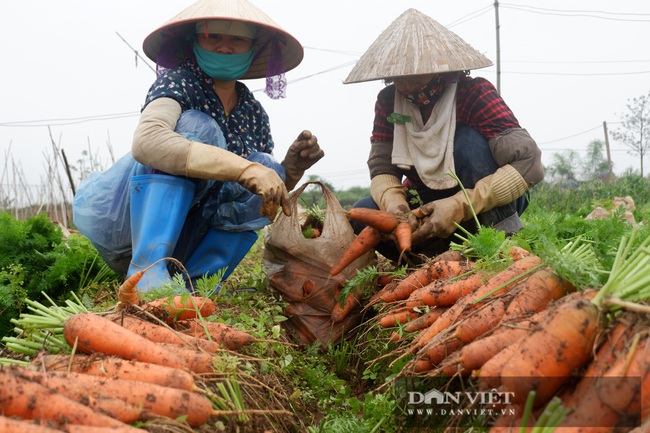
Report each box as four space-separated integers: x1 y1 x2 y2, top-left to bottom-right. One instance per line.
500 3 650 21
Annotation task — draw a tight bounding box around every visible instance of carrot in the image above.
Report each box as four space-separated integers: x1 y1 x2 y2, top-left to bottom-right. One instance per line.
411 256 542 353
376 273 395 288
445 312 552 376
501 269 569 320
142 295 216 324
21 369 215 428
64 426 151 433
430 249 465 263
381 259 473 303
481 296 601 406
329 226 382 276
0 415 64 433
410 272 486 308
105 313 222 353
555 315 643 429
554 348 648 431
331 289 361 323
395 221 412 252
0 368 138 429
403 307 448 333
421 297 507 367
453 297 508 345
503 244 533 261
40 353 196 391
9 367 156 425
346 208 400 233
379 307 418 328
179 319 257 350
117 270 145 310
63 313 213 374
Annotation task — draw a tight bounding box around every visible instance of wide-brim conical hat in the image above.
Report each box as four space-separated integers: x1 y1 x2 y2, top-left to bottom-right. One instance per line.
143 0 304 80
344 8 492 84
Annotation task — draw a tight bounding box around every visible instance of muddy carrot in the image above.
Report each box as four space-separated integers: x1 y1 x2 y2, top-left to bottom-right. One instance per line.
395 221 412 252
379 307 419 328
141 295 216 324
381 260 473 303
403 307 448 333
40 353 196 391
117 270 145 310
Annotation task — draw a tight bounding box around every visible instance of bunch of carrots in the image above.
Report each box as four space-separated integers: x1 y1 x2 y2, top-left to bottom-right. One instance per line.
0 289 262 431
369 227 650 430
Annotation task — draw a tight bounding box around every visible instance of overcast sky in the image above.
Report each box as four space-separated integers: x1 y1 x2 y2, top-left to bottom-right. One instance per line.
2 0 650 193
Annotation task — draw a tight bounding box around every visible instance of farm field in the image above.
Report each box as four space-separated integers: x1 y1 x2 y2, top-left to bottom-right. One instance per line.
0 176 649 432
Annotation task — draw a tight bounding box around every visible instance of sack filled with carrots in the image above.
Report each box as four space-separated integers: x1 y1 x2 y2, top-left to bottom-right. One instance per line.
264 181 376 346
368 224 650 430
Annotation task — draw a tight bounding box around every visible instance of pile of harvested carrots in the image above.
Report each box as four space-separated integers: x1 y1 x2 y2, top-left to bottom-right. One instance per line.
370 235 650 430
0 294 259 432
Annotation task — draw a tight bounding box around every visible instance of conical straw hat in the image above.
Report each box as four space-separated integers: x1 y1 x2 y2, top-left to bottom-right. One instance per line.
344 8 492 84
143 0 304 80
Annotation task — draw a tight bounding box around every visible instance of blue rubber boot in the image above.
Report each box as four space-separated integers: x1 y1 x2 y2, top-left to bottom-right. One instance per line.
127 174 195 291
183 228 258 291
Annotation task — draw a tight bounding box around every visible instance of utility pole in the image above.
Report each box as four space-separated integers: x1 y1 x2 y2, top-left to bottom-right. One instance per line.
494 0 501 94
603 121 614 181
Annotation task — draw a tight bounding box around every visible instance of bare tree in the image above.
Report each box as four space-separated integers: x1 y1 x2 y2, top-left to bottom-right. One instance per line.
611 91 650 177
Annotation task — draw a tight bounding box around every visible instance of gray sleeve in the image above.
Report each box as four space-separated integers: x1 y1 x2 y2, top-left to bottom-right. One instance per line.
488 128 544 186
367 141 403 179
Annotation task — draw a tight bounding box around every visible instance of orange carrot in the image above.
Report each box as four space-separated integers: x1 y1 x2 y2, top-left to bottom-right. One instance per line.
446 312 552 376
556 314 640 428
503 245 533 261
329 226 382 276
430 249 465 263
395 221 412 252
453 297 508 345
40 353 196 391
105 313 222 354
381 260 473 303
501 269 569 320
346 208 400 233
0 369 138 429
403 307 448 333
9 367 156 425
65 426 151 433
63 313 213 374
142 295 216 324
331 289 361 323
21 369 215 428
179 319 257 351
376 273 395 288
116 270 145 310
421 298 507 367
379 307 418 328
554 335 650 431
480 296 601 406
410 272 486 308
0 415 64 433
410 255 543 353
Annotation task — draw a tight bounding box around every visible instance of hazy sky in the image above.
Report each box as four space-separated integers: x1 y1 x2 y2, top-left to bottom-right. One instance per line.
2 0 649 192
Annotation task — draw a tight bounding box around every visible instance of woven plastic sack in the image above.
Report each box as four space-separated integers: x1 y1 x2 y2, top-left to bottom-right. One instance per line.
263 181 376 346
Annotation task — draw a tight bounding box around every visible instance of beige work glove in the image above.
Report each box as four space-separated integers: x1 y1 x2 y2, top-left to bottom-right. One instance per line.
411 165 528 244
186 142 290 220
281 130 324 191
371 174 410 217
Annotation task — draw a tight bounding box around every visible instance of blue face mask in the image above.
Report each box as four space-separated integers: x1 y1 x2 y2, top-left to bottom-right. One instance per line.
193 40 255 81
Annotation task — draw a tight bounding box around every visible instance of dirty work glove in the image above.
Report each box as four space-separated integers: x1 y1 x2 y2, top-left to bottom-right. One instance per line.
186 142 290 220
281 130 324 191
411 165 528 244
371 174 410 216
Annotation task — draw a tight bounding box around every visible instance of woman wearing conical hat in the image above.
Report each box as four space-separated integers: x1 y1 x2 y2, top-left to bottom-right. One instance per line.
345 9 543 263
73 0 323 291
